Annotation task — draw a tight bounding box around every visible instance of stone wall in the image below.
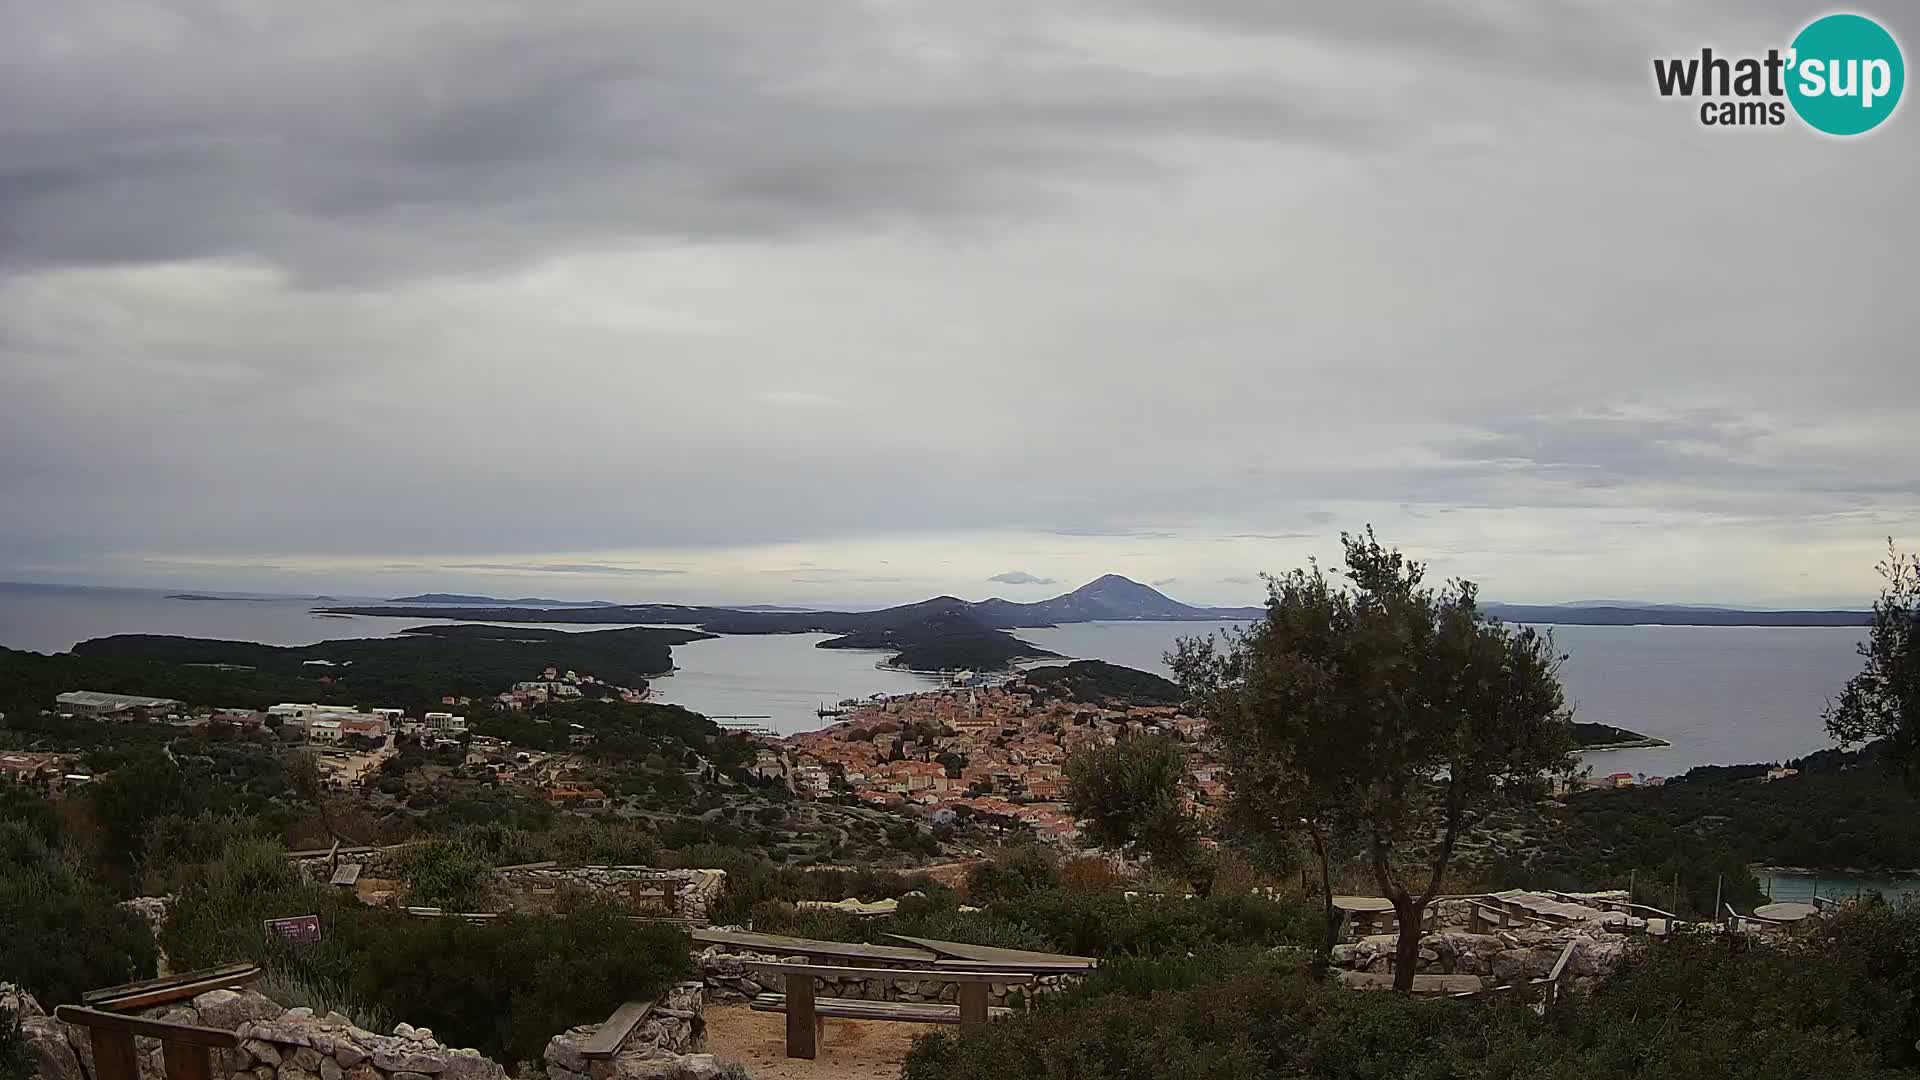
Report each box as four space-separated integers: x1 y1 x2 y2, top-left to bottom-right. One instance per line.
495 868 727 926
286 851 726 926
7 985 505 1080
10 981 730 1080
1320 893 1641 992
696 946 1077 1009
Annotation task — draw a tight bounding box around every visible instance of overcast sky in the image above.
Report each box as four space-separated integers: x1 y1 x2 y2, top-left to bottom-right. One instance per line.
3 1 1915 609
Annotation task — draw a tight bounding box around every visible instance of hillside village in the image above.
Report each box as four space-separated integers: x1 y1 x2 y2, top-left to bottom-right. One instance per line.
772 673 1218 844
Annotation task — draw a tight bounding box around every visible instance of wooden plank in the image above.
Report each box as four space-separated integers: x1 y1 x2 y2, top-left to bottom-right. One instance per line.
161 1040 214 1080
882 934 1097 970
739 962 1033 984
1544 941 1577 985
930 958 1099 973
83 964 258 1005
692 928 937 965
88 1025 140 1080
956 982 989 1027
577 1001 653 1060
86 970 263 1012
55 1007 241 1049
751 995 1013 1024
785 973 817 1060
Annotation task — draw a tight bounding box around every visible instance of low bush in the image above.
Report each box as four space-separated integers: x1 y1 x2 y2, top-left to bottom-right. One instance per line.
165 839 692 1064
904 904 1920 1080
0 816 157 1007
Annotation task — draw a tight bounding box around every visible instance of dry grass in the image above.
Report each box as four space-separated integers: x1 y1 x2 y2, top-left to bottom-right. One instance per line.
702 1003 937 1080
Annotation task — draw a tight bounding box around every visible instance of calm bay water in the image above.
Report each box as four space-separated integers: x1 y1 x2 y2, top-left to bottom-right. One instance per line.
0 584 1870 771
1014 620 1870 778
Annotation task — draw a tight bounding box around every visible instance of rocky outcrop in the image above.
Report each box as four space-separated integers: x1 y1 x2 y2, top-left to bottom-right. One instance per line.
118 899 174 976
1328 923 1636 992
542 983 726 1080
4 985 87 1080
49 989 508 1080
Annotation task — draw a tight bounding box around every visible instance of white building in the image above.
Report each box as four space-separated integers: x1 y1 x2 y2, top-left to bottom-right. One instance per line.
308 720 344 743
423 712 468 732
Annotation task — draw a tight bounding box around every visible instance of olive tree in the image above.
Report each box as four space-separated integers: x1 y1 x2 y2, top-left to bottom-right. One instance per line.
1065 734 1211 895
1825 541 1920 791
1172 529 1575 991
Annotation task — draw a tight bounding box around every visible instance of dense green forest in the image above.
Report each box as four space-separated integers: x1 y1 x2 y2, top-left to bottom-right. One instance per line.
1021 660 1185 706
0 625 708 716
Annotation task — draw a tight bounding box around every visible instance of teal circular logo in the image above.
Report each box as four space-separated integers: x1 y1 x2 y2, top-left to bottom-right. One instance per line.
1787 13 1904 135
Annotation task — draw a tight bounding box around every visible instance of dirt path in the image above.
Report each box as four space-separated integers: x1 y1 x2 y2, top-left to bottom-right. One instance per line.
702 1002 936 1080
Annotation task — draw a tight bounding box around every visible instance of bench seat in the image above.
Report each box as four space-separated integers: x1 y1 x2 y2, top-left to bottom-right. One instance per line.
750 994 1012 1024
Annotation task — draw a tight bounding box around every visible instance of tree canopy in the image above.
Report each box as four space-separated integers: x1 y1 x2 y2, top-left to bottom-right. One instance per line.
1171 528 1576 990
1065 734 1208 893
1825 541 1920 792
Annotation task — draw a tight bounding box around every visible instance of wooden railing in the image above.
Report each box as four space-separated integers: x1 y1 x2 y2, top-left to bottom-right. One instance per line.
56 1007 239 1080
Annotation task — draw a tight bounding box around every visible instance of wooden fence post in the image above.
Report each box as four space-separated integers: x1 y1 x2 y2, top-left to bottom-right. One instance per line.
784 973 817 1060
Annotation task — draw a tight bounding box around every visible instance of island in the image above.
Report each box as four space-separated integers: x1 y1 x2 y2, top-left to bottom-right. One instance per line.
1019 659 1185 706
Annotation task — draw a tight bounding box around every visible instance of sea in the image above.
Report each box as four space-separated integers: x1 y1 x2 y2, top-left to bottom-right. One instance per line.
1 581 1906 900
0 583 1869 768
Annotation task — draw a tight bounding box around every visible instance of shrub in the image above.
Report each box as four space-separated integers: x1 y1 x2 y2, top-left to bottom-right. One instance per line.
390 840 492 911
964 845 1060 905
168 839 691 1064
0 836 157 1006
903 906 1920 1080
0 1011 30 1080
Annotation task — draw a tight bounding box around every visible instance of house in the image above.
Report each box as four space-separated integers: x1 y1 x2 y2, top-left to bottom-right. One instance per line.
1 752 70 786
56 691 183 720
547 781 607 809
307 720 344 743
341 716 389 740
423 712 468 732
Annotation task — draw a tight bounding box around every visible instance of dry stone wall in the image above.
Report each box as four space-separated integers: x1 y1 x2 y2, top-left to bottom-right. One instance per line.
696 946 1075 1008
286 851 725 926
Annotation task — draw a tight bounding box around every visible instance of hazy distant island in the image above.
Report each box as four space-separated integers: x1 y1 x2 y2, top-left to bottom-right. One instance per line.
386 593 618 607
170 592 338 602
316 575 1870 672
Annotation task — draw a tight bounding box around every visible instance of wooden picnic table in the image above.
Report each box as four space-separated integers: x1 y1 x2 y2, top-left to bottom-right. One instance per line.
740 962 1037 1059
882 934 1098 971
690 927 938 965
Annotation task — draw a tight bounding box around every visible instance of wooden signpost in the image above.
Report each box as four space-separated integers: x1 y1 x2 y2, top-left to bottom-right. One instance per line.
264 915 322 944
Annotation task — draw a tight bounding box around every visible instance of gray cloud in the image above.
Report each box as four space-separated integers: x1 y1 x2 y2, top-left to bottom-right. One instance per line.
0 1 1914 609
442 563 686 576
989 571 1059 585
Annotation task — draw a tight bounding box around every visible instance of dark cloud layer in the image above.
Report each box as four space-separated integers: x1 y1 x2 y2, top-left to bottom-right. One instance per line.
0 1 1914 606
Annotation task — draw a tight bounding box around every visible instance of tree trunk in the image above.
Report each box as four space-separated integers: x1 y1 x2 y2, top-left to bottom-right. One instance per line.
1391 895 1423 993
1307 824 1338 976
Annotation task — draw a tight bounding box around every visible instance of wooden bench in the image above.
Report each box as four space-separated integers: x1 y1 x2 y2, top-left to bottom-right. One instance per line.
576 1001 655 1060
749 994 1014 1024
58 1006 240 1080
740 962 1036 1060
1465 899 1534 933
83 963 263 1012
